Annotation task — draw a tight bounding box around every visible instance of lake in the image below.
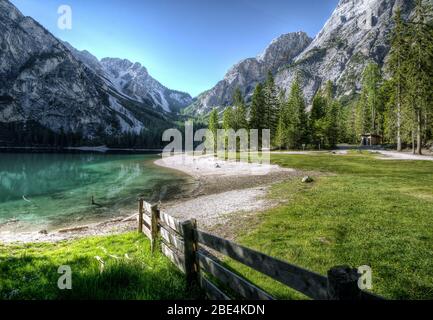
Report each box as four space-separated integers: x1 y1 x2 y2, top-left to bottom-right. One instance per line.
0 152 192 233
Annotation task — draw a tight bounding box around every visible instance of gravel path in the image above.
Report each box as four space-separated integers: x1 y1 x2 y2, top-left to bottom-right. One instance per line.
375 150 433 161
162 187 270 229
156 154 299 233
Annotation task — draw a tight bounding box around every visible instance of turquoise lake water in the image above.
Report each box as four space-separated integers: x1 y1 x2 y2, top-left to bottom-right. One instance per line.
0 153 192 232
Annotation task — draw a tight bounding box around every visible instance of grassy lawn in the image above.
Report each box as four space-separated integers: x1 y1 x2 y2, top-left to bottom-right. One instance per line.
227 151 433 300
0 232 200 300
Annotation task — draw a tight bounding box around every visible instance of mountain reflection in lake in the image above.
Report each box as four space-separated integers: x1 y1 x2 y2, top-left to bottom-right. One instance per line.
0 153 190 232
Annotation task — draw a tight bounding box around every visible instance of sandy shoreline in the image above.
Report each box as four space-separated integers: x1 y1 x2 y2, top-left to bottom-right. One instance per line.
0 154 299 243
155 155 300 235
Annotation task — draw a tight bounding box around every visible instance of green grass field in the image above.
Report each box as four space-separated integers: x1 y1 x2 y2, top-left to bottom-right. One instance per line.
226 151 433 300
0 233 200 300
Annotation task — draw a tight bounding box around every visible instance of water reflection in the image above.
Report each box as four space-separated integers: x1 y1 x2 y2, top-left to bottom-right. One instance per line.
0 153 189 231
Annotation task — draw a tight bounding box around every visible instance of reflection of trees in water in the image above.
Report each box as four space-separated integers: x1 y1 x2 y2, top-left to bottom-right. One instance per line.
106 163 142 198
0 153 194 230
0 153 111 201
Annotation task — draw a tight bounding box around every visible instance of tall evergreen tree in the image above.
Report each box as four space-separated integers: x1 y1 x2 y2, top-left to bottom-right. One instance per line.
388 8 409 151
249 83 265 131
222 106 234 151
232 88 248 130
356 63 383 136
309 92 327 148
324 100 341 148
263 71 279 137
406 0 433 154
207 108 219 153
274 114 286 149
222 106 234 131
324 80 334 108
285 76 308 149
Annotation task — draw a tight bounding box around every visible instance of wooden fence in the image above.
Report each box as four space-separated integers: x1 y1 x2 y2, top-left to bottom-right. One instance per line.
137 199 384 300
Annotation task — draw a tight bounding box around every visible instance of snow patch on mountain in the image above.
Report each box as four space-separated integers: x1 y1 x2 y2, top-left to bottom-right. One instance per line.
108 96 144 134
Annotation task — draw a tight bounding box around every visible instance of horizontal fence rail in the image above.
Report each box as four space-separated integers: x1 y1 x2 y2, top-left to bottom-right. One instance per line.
195 230 328 300
198 251 275 300
136 199 385 301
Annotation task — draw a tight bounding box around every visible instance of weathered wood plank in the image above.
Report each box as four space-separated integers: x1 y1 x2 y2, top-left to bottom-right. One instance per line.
199 274 231 300
143 201 153 214
150 206 159 252
160 225 185 253
327 266 361 300
181 220 198 285
142 224 152 240
142 213 152 227
198 252 274 300
143 219 151 232
196 230 328 300
161 242 185 273
159 210 183 235
137 199 143 233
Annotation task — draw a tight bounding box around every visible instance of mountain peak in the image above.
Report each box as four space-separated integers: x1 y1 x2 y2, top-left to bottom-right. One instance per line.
188 30 312 115
187 0 419 116
257 31 312 63
100 57 149 77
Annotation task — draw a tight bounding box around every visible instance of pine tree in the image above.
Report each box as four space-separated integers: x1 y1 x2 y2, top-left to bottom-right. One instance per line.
263 71 279 137
207 108 219 153
310 92 327 148
274 89 288 148
222 106 234 131
285 76 308 149
325 100 341 148
406 0 433 154
356 63 383 136
344 100 358 144
387 8 409 151
274 114 286 150
249 83 265 131
324 80 334 108
232 88 248 130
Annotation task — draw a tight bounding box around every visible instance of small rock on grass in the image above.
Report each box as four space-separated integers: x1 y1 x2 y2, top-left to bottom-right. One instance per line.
302 176 314 183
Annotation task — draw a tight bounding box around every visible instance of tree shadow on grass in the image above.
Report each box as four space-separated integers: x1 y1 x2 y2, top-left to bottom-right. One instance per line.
0 254 202 300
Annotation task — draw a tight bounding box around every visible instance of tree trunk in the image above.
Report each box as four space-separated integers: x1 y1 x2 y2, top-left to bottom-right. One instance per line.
416 110 422 155
396 83 402 152
396 102 402 151
412 130 416 154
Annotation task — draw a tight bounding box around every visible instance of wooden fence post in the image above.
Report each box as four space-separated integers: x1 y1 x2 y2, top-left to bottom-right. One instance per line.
327 265 361 300
181 219 198 286
138 198 143 234
150 204 159 253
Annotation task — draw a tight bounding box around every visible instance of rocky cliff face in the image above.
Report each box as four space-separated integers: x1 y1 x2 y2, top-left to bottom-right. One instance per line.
188 32 312 115
188 0 417 115
0 0 191 142
100 58 192 113
275 0 415 103
64 44 193 114
0 0 122 138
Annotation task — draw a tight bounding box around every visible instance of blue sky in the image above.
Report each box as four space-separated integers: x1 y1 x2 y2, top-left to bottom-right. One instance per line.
11 0 338 97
